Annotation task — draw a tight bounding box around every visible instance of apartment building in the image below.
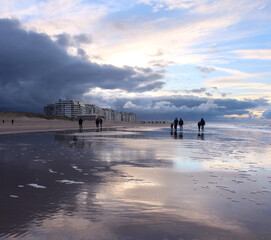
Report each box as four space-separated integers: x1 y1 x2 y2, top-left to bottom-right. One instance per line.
44 99 138 122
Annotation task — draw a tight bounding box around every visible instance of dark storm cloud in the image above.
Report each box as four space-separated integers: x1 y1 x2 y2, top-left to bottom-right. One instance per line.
87 94 269 121
77 48 88 58
55 33 92 47
0 18 164 112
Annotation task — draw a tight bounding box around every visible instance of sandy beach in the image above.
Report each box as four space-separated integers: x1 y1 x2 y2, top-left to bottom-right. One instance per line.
1 120 271 240
0 114 167 135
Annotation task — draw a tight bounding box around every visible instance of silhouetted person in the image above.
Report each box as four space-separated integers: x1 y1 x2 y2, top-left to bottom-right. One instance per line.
198 121 201 131
200 118 205 131
95 118 99 128
78 118 83 132
99 118 103 128
2 120 4 124
179 118 183 130
11 119 14 125
170 123 173 130
173 117 178 130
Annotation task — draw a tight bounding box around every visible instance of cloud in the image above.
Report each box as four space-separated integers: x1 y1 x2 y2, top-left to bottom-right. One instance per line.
86 88 269 120
123 101 139 109
138 0 267 15
0 18 164 112
232 49 271 60
55 33 92 47
206 70 271 90
185 88 207 94
137 0 195 11
195 66 215 73
262 109 271 119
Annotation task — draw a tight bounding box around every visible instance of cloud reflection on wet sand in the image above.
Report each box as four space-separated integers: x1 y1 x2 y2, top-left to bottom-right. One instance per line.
0 124 271 239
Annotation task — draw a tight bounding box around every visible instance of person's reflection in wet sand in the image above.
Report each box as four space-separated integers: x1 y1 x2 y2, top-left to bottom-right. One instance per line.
179 131 183 139
170 129 173 136
174 130 178 139
197 133 204 140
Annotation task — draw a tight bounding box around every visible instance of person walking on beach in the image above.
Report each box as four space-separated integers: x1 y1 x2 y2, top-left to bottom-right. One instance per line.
11 119 14 125
200 118 205 131
173 117 178 130
78 118 83 132
198 121 201 131
99 118 103 128
198 118 205 131
96 118 100 128
2 120 4 124
179 118 183 131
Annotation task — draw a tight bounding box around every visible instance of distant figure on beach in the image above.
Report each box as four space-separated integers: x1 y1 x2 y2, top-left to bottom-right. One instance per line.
99 118 103 128
179 118 183 130
95 118 99 128
173 117 178 130
2 120 4 124
11 119 14 125
170 123 173 130
198 118 205 131
78 118 83 132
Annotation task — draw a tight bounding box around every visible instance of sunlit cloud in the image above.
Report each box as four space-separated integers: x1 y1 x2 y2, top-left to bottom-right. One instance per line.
233 49 271 60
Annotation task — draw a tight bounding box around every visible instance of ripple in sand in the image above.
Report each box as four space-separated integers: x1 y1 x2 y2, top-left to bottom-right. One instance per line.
9 195 19 198
216 185 236 193
28 183 47 189
232 179 244 184
56 179 84 184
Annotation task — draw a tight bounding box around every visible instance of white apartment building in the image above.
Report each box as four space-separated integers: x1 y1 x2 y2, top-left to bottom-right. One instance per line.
44 99 138 122
51 99 89 118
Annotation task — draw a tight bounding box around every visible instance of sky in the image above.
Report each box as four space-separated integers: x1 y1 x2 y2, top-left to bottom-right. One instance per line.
0 0 271 121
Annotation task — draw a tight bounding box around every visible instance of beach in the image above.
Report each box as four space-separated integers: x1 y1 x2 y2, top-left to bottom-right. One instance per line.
0 121 271 239
0 115 157 135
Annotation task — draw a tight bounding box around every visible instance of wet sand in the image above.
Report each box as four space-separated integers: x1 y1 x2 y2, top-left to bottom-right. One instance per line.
0 123 271 239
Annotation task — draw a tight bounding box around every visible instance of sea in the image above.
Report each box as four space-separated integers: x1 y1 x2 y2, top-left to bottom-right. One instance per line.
0 121 271 240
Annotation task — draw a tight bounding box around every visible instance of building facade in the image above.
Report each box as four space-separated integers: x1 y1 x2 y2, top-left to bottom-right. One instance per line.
44 99 138 122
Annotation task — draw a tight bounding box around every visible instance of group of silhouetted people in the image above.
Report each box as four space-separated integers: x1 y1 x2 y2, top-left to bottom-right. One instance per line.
95 117 103 128
2 119 14 125
197 118 205 132
78 117 104 132
170 117 205 132
171 117 184 131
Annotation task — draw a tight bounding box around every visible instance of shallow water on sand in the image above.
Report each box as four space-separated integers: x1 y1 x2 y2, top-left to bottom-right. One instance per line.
0 124 271 240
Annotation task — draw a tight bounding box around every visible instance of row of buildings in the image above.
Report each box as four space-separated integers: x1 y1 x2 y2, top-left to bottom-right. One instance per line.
44 99 138 122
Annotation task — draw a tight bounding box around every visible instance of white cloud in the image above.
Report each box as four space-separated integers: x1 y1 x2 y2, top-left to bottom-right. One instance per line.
232 49 271 60
123 101 139 109
0 0 109 34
